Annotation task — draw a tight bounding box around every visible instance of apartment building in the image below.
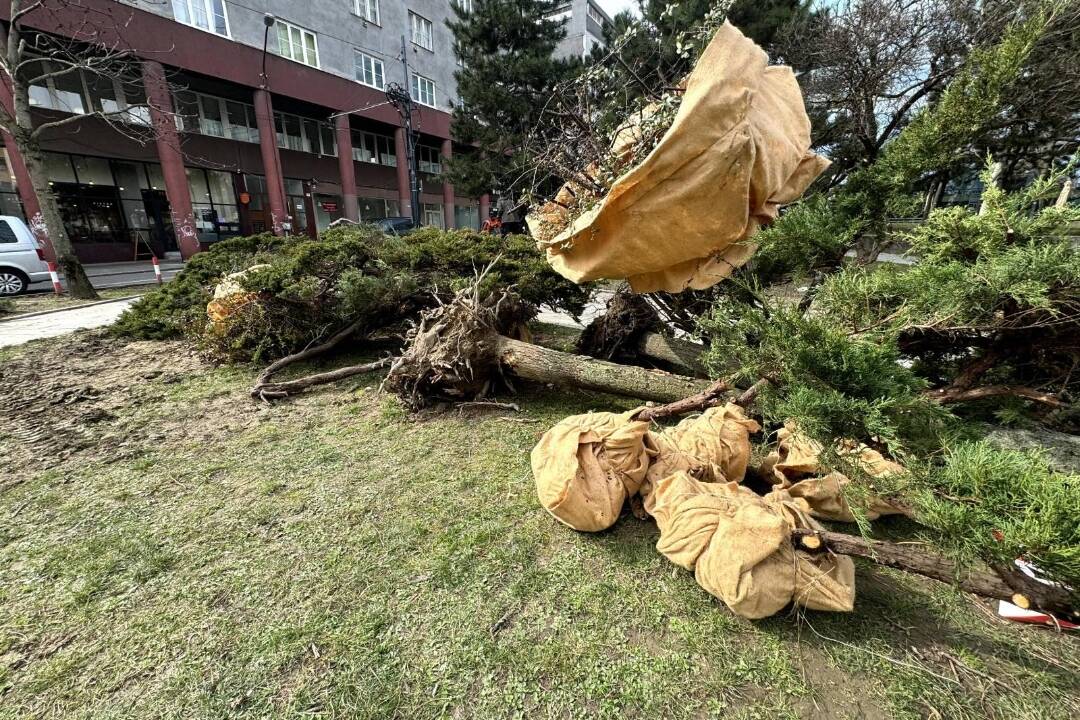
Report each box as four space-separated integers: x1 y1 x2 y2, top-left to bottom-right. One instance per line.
0 1 607 264
551 0 611 59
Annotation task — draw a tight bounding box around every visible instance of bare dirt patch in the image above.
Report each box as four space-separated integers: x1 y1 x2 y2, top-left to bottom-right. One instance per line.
0 332 207 480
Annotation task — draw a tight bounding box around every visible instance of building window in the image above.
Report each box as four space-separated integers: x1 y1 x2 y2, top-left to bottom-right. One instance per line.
409 12 434 51
423 203 444 228
276 20 319 68
417 145 443 175
180 92 259 143
452 0 474 13
27 61 86 115
351 130 396 166
410 74 436 108
172 0 229 36
274 111 336 156
587 3 605 26
354 51 385 90
354 0 379 24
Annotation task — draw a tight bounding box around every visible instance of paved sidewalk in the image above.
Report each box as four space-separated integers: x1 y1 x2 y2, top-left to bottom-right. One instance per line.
27 258 185 293
0 297 137 348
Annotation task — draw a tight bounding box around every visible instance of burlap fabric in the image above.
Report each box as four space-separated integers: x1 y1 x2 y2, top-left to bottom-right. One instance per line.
528 22 829 293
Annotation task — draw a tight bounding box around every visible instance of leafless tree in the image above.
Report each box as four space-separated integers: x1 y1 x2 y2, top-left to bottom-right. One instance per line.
0 0 176 298
778 0 988 189
780 0 1080 200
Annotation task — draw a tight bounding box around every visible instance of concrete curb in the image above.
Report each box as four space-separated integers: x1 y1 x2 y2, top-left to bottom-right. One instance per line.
0 295 140 323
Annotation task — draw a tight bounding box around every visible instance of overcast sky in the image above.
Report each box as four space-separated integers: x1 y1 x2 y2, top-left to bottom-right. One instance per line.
594 0 641 18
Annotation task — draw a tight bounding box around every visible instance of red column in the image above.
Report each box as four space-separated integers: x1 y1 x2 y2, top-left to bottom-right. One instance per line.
479 193 491 228
0 78 54 260
253 88 290 235
334 114 359 222
142 60 200 259
394 127 411 219
441 139 454 229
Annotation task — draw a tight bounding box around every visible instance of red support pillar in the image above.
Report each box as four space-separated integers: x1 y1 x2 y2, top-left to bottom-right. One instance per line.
142 60 200 259
334 114 359 222
394 127 411 219
0 77 54 261
441 139 454 229
253 88 290 235
479 193 491 228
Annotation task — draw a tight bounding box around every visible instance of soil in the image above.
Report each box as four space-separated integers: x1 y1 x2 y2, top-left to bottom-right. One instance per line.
0 332 207 482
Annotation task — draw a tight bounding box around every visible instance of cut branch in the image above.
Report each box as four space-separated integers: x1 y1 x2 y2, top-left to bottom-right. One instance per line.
792 528 1077 617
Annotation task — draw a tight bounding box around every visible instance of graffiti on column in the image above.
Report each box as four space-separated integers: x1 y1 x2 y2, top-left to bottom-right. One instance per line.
173 210 198 249
28 211 49 243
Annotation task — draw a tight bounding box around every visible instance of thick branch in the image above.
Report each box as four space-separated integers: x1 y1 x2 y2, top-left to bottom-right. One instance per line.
632 378 731 422
926 384 1066 408
251 319 367 395
792 528 1076 617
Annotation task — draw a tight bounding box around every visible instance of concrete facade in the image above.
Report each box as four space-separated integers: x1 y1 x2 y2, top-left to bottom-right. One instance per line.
126 1 463 112
551 0 611 60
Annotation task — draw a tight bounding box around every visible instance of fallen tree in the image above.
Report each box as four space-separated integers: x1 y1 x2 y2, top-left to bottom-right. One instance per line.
385 283 712 409
577 291 706 375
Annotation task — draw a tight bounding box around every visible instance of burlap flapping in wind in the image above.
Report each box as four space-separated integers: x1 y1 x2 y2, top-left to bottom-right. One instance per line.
647 473 855 619
528 22 829 294
531 410 653 532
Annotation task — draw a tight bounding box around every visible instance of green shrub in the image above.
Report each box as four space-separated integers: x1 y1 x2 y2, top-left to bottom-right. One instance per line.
113 225 590 363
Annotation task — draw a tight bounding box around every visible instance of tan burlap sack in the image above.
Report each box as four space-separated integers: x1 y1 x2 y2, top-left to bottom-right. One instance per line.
529 22 829 294
532 410 653 532
642 404 761 510
648 472 855 618
763 423 907 523
206 265 269 325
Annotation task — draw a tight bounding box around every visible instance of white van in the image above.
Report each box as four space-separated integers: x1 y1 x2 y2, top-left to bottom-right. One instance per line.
0 215 49 295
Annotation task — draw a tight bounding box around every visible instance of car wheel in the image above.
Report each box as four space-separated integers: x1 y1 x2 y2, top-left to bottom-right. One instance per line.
0 269 29 296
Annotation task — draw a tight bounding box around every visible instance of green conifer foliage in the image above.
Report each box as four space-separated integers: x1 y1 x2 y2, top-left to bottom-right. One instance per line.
447 0 577 198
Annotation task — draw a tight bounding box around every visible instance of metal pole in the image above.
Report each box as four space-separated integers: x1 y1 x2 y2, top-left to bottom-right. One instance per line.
388 35 421 226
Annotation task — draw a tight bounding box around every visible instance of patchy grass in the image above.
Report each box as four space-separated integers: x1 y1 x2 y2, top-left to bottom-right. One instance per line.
1 286 147 317
0 332 1077 719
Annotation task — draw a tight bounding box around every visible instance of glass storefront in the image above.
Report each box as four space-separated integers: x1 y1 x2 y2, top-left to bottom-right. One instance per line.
358 197 400 221
40 151 242 260
455 204 479 231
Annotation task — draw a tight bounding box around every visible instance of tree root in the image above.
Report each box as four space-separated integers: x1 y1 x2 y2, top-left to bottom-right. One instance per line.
253 357 393 402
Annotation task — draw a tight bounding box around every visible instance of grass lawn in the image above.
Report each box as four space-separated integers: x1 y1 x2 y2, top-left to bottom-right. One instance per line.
0 330 1077 719
0 287 148 317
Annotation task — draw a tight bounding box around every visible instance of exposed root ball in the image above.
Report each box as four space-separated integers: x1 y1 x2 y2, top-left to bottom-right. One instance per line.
576 291 661 360
384 289 536 409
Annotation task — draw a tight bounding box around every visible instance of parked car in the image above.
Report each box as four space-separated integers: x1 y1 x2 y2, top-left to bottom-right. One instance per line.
0 216 49 295
373 216 418 236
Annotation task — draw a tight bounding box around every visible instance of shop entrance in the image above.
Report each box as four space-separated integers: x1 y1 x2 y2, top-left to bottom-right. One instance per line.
141 189 178 255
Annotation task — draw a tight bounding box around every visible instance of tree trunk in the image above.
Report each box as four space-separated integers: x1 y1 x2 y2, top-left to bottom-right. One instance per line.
15 130 96 299
792 528 1077 617
495 336 711 403
638 333 706 375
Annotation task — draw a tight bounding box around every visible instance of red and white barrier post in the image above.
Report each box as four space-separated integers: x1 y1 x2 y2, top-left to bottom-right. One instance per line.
47 261 63 295
152 255 163 284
